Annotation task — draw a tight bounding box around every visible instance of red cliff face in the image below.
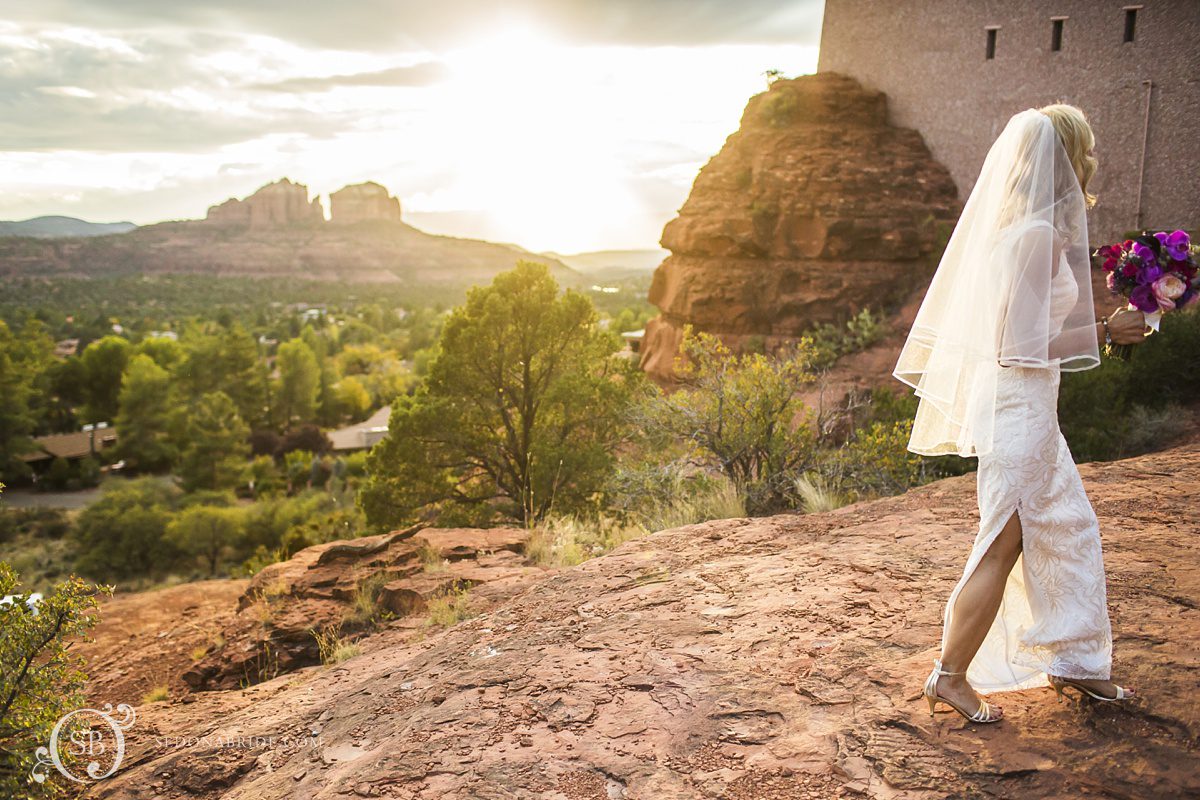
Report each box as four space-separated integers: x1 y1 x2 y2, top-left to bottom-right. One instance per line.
640 72 962 383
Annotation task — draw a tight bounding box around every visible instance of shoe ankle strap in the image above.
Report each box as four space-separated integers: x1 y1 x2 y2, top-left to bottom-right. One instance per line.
933 659 965 675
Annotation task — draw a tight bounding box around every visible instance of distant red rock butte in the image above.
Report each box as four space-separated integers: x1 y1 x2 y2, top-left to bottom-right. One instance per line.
204 177 403 228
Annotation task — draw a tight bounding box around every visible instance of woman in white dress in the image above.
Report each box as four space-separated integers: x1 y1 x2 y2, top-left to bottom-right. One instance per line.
893 104 1146 723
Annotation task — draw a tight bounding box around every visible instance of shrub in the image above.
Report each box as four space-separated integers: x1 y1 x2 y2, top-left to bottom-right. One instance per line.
631 327 818 515
72 476 184 582
808 309 888 370
0 563 111 798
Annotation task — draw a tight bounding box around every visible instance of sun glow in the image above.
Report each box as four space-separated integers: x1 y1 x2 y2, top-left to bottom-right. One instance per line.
406 23 640 252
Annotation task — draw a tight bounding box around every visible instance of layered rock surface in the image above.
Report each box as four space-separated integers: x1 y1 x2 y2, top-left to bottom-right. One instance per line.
640 72 962 382
179 525 547 691
81 442 1199 799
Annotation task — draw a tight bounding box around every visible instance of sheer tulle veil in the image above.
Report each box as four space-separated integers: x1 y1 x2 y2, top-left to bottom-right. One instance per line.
893 108 1100 457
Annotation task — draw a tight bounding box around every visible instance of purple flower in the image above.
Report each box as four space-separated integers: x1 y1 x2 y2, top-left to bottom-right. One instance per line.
1138 263 1163 284
1158 229 1191 261
1130 284 1159 312
1132 241 1157 264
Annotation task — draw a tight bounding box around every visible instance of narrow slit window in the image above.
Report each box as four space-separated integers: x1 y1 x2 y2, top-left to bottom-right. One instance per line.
1124 8 1138 42
986 28 998 59
1051 19 1064 51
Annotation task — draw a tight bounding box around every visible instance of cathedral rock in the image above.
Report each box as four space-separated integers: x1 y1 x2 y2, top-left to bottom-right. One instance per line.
639 72 962 383
330 181 403 224
205 177 324 228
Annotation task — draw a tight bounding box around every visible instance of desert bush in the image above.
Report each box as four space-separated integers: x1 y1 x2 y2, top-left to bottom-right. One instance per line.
630 327 818 515
0 563 111 799
0 507 70 546
72 476 184 582
808 308 888 370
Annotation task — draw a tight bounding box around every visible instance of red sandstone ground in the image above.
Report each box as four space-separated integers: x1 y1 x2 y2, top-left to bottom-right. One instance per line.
71 441 1199 800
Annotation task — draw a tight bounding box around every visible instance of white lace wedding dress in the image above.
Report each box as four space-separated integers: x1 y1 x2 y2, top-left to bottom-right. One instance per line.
939 266 1114 694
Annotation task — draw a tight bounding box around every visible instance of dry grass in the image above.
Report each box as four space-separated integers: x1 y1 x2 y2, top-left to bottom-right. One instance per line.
312 623 361 665
343 571 394 628
425 584 476 627
793 472 849 514
141 685 169 704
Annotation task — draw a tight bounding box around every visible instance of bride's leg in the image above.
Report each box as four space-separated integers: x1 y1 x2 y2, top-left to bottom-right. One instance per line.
934 508 1024 713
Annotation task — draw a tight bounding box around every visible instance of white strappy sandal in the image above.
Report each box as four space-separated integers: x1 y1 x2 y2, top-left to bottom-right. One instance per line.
922 659 1004 723
1048 674 1137 703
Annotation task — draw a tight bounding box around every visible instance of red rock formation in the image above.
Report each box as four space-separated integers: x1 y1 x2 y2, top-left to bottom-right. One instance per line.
205 177 324 227
329 181 402 223
79 440 1200 798
640 72 962 383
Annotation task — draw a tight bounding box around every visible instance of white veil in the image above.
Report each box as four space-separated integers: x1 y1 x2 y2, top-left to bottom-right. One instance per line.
893 108 1099 458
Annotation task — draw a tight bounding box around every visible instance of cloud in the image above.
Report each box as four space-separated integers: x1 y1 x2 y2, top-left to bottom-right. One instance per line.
247 62 451 93
0 95 351 152
6 0 824 51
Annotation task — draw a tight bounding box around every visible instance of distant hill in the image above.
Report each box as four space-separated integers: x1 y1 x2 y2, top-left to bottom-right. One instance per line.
0 180 580 290
543 248 668 277
0 216 137 238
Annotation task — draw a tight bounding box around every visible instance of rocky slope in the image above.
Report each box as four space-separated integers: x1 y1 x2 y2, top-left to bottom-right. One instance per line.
0 179 578 289
640 71 962 383
78 442 1199 799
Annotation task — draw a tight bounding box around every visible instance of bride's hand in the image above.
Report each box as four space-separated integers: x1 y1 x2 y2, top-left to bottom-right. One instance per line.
1108 306 1148 345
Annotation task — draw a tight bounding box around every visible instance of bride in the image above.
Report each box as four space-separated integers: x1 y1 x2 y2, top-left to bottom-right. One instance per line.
893 103 1146 723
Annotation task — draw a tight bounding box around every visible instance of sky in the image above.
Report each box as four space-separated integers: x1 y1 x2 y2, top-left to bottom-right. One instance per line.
0 1 824 253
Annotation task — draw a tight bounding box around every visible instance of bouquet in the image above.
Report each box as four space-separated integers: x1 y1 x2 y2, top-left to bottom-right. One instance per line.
1093 229 1199 359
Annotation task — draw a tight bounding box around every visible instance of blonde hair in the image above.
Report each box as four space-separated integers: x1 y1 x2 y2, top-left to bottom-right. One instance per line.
1037 102 1098 209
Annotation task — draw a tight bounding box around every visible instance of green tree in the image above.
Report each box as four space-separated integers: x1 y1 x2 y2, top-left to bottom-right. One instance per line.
0 322 39 482
176 324 268 429
176 391 250 492
78 335 132 423
113 354 176 472
0 562 111 799
359 261 643 528
275 338 320 428
166 505 243 576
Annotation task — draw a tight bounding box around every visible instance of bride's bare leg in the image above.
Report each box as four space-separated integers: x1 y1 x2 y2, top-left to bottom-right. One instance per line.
934 509 1024 716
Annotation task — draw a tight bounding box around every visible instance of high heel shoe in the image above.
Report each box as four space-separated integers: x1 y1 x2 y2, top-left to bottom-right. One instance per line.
1048 674 1136 703
922 659 1004 723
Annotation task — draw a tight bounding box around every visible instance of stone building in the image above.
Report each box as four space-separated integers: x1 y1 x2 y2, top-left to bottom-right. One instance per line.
817 0 1200 245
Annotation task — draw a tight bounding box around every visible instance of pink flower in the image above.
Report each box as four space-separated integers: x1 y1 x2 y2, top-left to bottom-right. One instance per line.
1152 273 1187 311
